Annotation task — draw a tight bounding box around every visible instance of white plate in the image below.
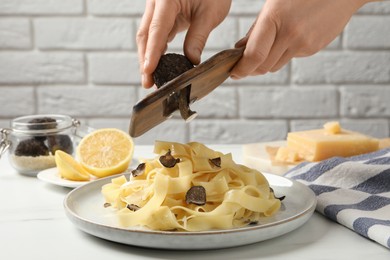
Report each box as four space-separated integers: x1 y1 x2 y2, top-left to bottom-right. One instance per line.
37 167 92 188
64 173 317 250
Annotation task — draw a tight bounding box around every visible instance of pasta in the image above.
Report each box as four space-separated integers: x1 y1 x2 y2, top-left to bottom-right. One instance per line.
101 141 282 231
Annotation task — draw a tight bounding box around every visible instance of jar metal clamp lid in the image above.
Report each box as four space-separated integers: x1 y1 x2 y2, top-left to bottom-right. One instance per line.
0 128 11 160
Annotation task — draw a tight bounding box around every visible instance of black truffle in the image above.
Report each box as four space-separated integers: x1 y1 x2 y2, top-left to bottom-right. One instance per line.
152 53 194 88
152 53 197 121
28 117 57 141
159 149 180 168
28 117 57 130
209 157 221 168
47 134 73 155
14 139 50 157
186 186 206 206
126 204 141 212
131 163 146 177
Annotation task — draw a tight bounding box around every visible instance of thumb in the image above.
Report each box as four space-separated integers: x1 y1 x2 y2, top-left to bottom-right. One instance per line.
183 20 214 65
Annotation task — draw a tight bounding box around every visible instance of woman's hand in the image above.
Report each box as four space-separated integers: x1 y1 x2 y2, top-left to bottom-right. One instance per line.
137 0 232 88
230 0 372 79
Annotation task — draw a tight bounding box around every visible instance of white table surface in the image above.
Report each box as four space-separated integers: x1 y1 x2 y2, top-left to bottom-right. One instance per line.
0 145 388 259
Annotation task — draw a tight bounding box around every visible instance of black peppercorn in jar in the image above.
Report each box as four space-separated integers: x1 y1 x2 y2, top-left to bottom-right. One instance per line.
0 114 81 176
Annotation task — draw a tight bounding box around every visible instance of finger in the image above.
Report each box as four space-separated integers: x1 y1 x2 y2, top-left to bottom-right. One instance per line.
168 14 190 42
142 73 155 89
144 0 180 75
235 36 248 48
250 37 288 75
137 0 155 66
167 23 178 43
137 0 155 87
269 49 294 72
183 19 215 65
143 43 168 89
235 18 257 48
230 16 277 79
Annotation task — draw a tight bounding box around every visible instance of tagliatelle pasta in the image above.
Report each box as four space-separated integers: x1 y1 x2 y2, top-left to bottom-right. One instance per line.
101 141 282 231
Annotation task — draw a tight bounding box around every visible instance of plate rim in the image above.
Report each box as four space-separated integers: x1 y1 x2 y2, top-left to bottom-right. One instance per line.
64 173 317 236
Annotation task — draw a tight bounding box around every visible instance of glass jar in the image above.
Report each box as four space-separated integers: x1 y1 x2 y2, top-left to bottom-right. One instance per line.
0 114 83 176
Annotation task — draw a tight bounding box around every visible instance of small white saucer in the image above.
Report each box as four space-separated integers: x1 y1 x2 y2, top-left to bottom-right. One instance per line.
37 167 92 189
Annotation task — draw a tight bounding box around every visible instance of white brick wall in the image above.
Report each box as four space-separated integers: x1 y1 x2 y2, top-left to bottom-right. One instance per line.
35 18 134 50
88 53 140 84
0 0 389 145
238 86 338 118
340 86 390 117
88 0 146 15
37 86 137 116
0 0 84 15
0 19 31 49
0 52 85 84
292 52 390 84
0 87 35 116
190 120 288 144
345 16 390 48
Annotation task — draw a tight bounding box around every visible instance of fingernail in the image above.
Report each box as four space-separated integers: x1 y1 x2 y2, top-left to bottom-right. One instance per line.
194 48 201 58
191 48 201 64
231 74 240 80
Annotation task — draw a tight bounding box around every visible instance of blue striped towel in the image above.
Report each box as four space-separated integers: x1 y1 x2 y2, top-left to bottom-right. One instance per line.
284 148 390 249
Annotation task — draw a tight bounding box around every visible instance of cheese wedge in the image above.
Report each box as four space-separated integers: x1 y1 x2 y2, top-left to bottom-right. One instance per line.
274 146 301 164
323 121 341 134
287 128 379 162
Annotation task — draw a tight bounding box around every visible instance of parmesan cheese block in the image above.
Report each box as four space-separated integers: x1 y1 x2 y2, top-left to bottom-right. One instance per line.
287 128 379 162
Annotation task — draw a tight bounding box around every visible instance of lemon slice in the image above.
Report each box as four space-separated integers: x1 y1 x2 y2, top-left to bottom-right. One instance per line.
55 150 91 181
76 128 134 178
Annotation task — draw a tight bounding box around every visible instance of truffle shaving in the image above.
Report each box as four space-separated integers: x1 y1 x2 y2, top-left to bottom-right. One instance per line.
209 157 221 168
270 187 286 201
127 204 141 212
185 186 206 206
131 163 146 177
159 150 180 168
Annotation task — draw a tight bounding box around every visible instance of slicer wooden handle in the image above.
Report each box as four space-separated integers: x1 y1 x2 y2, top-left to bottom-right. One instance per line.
129 48 244 137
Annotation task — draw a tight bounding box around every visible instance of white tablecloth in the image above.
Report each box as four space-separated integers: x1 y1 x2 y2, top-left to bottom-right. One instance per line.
0 145 388 259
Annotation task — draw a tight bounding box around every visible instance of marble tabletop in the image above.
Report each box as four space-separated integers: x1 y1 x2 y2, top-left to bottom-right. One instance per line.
0 145 388 259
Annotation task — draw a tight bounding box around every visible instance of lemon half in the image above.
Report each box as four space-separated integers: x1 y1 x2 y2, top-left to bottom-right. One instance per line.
76 128 134 178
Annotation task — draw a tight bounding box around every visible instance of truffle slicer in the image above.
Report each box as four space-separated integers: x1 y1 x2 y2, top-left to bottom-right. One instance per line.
129 47 244 137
